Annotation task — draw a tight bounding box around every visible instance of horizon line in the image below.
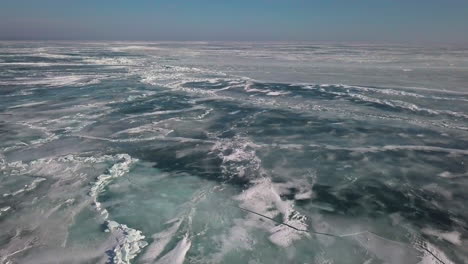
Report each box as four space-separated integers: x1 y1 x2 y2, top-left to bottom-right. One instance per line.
0 39 467 47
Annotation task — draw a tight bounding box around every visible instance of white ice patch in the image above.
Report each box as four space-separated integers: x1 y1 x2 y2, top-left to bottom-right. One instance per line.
106 220 148 264
298 143 468 156
418 242 455 264
421 228 462 245
212 220 255 262
35 52 74 59
266 91 290 96
212 175 311 260
140 219 183 263
89 154 135 218
438 171 453 178
139 64 223 85
211 137 263 179
0 206 11 216
0 75 101 87
0 62 55 67
244 83 269 93
88 154 148 263
137 63 236 98
113 123 174 137
212 136 309 250
344 92 468 119
330 84 468 102
234 178 309 247
122 106 206 120
84 57 138 66
154 234 191 264
7 101 48 109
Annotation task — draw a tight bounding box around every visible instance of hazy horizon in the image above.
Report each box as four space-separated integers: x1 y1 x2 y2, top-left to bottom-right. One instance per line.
1 0 468 44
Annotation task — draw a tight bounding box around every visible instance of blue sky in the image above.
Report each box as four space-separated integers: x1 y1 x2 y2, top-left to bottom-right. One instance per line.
1 0 467 43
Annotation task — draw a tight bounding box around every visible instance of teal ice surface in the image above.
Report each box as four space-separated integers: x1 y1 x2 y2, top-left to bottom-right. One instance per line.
0 42 467 264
